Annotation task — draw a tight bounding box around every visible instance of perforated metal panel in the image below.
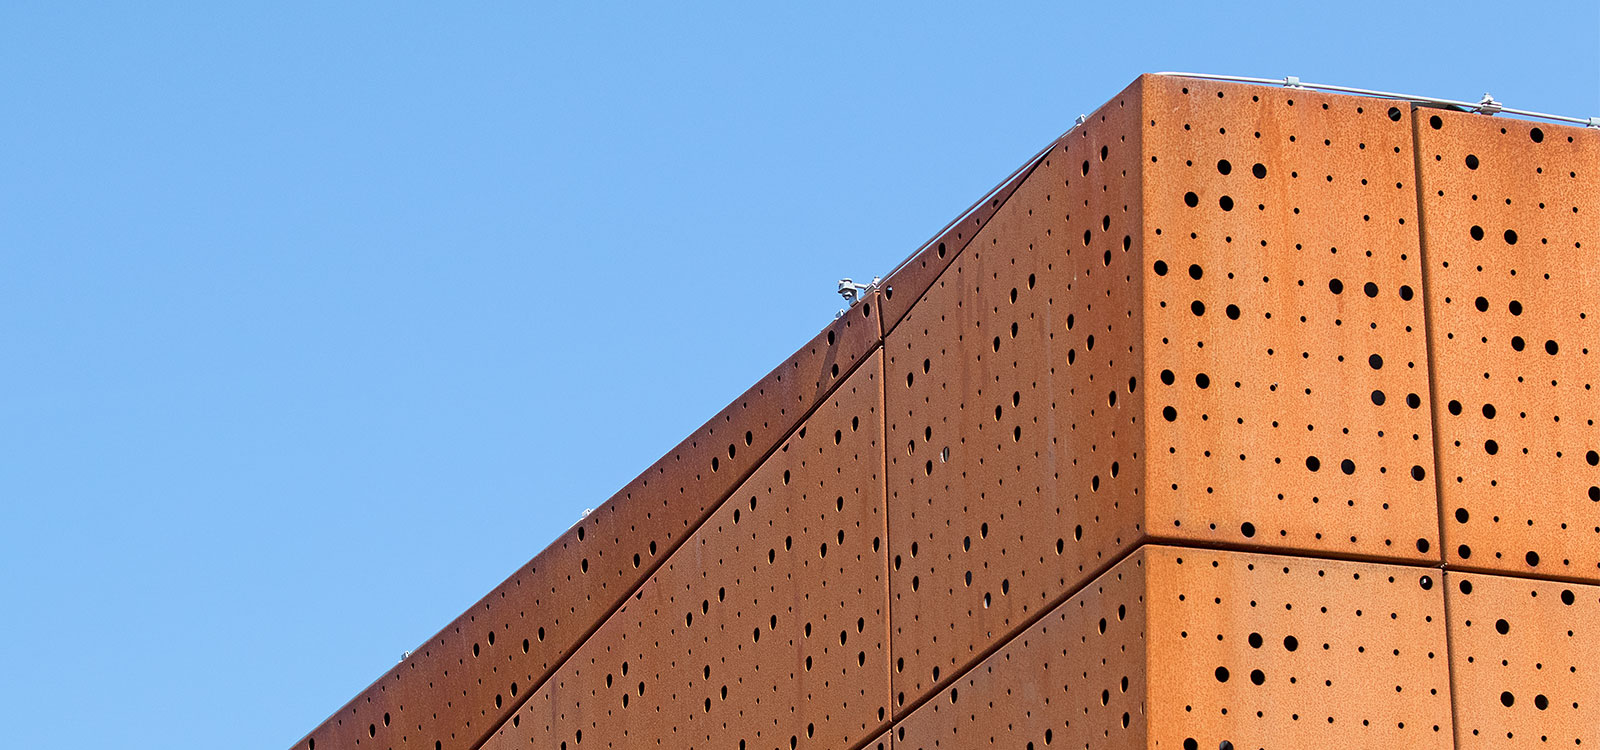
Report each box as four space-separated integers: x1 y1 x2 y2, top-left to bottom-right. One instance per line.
890 545 1453 750
879 161 1040 336
294 300 881 750
480 351 889 750
1445 571 1600 747
1142 78 1440 561
1414 110 1600 583
1146 545 1453 750
891 548 1149 750
295 74 1600 750
883 79 1148 716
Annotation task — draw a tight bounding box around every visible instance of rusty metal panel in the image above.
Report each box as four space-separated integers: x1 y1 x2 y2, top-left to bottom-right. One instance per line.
1414 109 1600 582
883 78 1148 716
293 74 1600 750
891 545 1453 750
1444 571 1600 747
479 351 889 750
878 159 1040 337
293 300 881 750
1145 545 1453 750
890 548 1150 750
1142 77 1441 562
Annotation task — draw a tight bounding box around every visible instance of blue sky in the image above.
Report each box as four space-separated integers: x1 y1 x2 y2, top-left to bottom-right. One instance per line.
1 2 1595 747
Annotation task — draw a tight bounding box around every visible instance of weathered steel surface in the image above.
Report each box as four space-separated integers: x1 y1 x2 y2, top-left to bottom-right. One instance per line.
1415 109 1600 583
1142 77 1441 562
296 74 1600 750
1445 571 1600 747
480 351 889 750
292 300 881 750
878 156 1042 337
891 547 1150 750
1145 545 1453 750
892 545 1452 750
883 78 1148 716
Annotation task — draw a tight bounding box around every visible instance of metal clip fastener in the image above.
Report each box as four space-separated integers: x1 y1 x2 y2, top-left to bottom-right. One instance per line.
1283 75 1302 88
837 277 877 307
1474 93 1504 116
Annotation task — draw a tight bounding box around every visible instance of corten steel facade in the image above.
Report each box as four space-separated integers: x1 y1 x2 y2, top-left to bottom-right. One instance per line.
294 75 1599 750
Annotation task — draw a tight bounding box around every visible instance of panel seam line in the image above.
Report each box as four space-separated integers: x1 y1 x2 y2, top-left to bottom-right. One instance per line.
469 337 886 750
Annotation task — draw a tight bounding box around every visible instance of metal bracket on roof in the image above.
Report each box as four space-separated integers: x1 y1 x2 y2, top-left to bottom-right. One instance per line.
1588 117 1599 129
1075 114 1087 126
1474 93 1504 116
1283 76 1303 88
837 277 877 307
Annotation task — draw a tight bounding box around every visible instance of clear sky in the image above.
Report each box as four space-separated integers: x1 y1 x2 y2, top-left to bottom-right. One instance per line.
1 2 1595 747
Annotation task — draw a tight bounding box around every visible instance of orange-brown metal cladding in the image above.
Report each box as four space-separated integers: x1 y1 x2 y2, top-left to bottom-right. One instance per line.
1142 79 1441 561
297 75 1600 750
890 545 1453 750
1444 571 1600 747
890 548 1150 750
883 78 1148 715
878 158 1041 337
1144 546 1452 749
1414 110 1600 583
481 352 889 750
293 300 881 750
